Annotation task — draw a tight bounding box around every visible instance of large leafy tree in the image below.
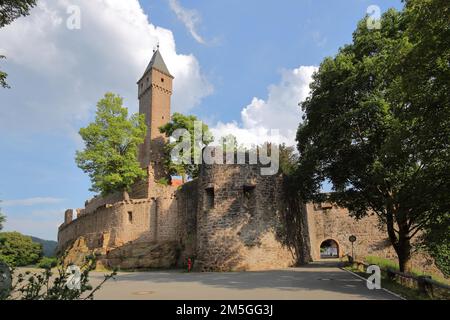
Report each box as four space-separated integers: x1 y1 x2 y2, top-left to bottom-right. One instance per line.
0 56 9 89
400 0 450 276
76 93 147 198
296 1 449 273
0 205 5 231
159 113 213 182
0 0 37 88
0 232 42 267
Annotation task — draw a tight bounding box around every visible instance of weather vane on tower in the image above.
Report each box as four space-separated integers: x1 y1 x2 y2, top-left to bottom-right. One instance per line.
153 41 160 53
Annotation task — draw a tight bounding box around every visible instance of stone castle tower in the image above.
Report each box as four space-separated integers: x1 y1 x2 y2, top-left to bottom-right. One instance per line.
137 49 174 180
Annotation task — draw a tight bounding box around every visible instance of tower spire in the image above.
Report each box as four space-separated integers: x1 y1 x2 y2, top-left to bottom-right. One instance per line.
142 47 173 78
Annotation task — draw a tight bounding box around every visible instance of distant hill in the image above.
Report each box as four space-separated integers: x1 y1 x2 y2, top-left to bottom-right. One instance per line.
30 237 57 257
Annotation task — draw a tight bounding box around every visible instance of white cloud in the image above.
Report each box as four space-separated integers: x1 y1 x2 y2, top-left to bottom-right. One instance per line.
0 0 212 137
1 197 65 207
211 66 318 147
168 0 206 44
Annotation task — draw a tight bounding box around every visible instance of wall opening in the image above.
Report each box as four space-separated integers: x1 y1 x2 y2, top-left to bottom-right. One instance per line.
128 211 133 223
320 239 339 258
205 187 214 210
243 185 256 212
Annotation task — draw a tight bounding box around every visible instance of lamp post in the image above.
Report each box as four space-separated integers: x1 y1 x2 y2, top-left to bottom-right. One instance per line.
349 235 357 262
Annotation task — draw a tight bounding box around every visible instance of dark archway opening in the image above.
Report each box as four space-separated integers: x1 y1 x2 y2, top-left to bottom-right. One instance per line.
320 239 339 259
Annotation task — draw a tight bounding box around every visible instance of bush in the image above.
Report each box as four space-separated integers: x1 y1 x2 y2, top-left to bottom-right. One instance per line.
37 257 58 269
156 178 170 186
0 232 42 267
2 255 117 300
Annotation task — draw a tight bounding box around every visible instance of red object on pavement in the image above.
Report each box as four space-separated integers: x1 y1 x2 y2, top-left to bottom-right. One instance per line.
187 258 192 272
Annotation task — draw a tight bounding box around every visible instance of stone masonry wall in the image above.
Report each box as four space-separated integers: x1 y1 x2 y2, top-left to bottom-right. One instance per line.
305 202 442 275
57 177 195 269
196 163 295 271
305 202 396 261
174 180 199 265
83 177 150 215
58 166 442 273
58 200 152 254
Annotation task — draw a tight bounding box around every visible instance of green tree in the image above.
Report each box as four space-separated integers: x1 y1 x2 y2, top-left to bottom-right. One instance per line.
159 113 213 182
396 0 450 276
0 213 4 231
0 56 9 89
422 217 450 277
218 134 239 153
0 202 5 231
296 2 449 273
0 232 42 267
76 93 147 198
0 0 37 88
278 144 298 176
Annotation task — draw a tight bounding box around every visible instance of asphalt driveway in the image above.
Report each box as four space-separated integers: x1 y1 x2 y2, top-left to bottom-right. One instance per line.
90 261 400 300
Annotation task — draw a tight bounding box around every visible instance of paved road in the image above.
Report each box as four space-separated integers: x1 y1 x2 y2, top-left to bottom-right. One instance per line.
90 261 400 300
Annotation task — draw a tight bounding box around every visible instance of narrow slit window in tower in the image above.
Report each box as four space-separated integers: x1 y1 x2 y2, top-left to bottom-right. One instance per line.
243 185 256 211
205 188 214 210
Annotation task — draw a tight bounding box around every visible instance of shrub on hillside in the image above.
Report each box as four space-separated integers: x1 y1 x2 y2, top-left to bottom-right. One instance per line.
0 232 42 267
37 257 58 269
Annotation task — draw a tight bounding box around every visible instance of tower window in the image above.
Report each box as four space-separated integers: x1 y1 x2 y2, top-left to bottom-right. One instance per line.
161 78 164 83
205 187 214 210
128 211 133 223
243 185 256 211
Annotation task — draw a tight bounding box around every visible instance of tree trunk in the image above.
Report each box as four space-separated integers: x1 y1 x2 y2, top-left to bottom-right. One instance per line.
397 242 412 273
123 190 130 202
396 225 413 273
386 207 412 273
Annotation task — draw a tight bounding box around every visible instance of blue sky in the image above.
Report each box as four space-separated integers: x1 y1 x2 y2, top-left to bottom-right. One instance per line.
0 0 403 240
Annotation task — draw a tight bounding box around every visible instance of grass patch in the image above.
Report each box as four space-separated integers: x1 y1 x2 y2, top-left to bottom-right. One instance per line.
344 265 430 300
364 256 450 286
365 256 399 270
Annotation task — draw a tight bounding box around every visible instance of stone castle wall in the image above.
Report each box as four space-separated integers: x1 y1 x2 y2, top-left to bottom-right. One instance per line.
58 200 153 253
305 203 396 261
57 163 297 271
174 180 199 264
58 171 203 267
58 163 441 274
305 203 441 275
195 164 295 271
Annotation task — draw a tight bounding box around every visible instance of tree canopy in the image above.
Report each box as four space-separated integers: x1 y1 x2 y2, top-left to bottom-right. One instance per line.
296 1 449 272
0 232 42 267
159 112 213 181
0 0 36 28
0 0 37 88
0 208 5 231
76 93 147 197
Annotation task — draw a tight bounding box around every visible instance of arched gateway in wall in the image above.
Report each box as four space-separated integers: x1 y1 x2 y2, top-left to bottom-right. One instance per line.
320 239 339 259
